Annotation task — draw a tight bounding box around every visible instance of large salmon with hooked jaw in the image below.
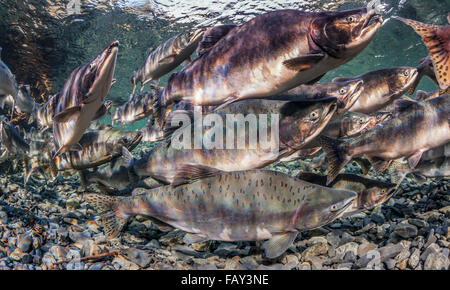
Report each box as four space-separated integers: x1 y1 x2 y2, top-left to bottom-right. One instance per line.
332 67 419 114
85 169 357 259
155 8 383 122
52 41 119 157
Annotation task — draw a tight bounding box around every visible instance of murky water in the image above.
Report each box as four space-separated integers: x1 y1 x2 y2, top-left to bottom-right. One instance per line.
0 0 448 129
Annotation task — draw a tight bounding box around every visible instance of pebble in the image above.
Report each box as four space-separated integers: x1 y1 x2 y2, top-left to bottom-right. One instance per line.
394 223 418 239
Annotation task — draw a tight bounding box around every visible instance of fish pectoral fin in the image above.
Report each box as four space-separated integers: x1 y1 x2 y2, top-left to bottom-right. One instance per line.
183 233 209 245
261 231 298 259
408 151 424 169
121 146 134 163
282 53 325 72
172 164 223 187
53 106 81 123
159 54 177 64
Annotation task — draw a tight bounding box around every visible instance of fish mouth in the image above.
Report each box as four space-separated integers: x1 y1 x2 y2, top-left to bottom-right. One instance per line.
343 79 364 111
189 28 205 44
348 13 383 50
337 194 359 216
86 41 119 98
404 68 419 90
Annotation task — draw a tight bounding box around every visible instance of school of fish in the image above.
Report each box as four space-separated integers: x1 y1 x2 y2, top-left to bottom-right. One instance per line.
0 7 448 259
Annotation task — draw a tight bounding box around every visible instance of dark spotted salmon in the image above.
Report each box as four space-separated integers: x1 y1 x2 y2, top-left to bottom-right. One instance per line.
85 169 357 258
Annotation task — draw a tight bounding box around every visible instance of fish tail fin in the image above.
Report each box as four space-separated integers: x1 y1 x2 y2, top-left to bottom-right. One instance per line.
84 193 127 238
319 136 351 185
395 17 450 90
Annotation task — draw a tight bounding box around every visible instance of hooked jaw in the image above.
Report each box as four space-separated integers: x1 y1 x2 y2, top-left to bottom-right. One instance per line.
345 12 383 54
343 79 364 112
86 41 119 99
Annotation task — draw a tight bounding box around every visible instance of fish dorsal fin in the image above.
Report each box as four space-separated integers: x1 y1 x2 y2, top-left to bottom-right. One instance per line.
283 53 325 72
172 164 223 187
296 172 326 185
393 98 421 114
196 24 237 57
395 16 450 90
332 77 352 83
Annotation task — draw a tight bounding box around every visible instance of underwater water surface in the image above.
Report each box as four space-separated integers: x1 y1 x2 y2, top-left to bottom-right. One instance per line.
0 0 448 130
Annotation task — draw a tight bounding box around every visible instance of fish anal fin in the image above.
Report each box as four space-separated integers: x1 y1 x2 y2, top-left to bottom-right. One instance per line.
172 164 222 186
282 54 325 72
261 231 298 259
183 233 209 244
53 106 81 123
408 151 423 169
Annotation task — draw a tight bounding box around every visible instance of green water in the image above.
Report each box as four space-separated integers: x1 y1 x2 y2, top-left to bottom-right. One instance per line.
1 0 448 130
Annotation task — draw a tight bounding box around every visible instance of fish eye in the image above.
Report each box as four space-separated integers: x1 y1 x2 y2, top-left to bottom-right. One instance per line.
330 204 338 212
310 110 319 120
339 88 347 95
403 70 409 77
346 16 355 23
